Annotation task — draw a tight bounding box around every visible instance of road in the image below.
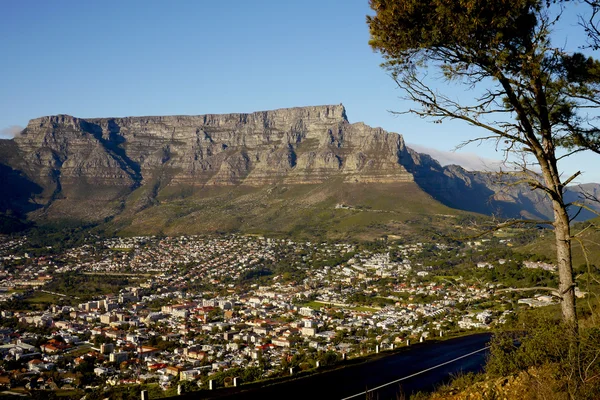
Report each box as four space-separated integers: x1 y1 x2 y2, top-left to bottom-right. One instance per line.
40 289 80 300
82 272 154 277
176 333 492 400
496 286 559 297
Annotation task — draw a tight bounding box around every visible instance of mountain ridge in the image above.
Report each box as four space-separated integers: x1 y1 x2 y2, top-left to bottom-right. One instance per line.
1 104 598 235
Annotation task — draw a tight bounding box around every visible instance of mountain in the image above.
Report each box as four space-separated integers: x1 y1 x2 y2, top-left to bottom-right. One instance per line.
426 168 600 222
564 183 600 221
0 104 597 236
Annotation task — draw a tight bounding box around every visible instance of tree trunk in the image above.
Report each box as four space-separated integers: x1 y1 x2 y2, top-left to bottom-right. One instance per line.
552 200 578 330
536 137 578 329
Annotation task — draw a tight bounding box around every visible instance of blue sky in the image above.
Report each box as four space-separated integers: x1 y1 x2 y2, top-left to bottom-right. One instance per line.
1 0 598 183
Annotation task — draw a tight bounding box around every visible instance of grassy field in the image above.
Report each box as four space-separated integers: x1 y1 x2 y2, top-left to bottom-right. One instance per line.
14 290 82 310
25 291 64 305
64 344 93 357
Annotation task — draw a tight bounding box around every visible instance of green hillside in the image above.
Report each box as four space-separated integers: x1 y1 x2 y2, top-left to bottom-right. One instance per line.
517 217 600 269
105 180 471 241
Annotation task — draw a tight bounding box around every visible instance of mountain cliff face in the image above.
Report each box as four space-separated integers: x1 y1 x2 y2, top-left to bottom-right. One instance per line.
0 104 596 231
10 105 415 187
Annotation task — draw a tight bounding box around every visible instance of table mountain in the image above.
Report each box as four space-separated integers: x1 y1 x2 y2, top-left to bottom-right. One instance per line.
0 104 596 235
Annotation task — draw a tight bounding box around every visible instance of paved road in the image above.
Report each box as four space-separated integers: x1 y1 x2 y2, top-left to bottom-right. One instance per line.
496 286 559 296
177 333 492 400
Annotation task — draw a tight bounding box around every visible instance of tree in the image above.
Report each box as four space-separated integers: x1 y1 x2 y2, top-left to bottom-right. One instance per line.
367 0 600 329
582 1 600 52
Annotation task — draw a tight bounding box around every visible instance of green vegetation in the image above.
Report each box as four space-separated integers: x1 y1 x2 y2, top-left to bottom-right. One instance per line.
518 218 600 269
19 222 98 256
43 273 134 301
368 0 600 327
1 273 139 311
405 242 558 289
110 181 468 241
0 212 31 234
199 366 263 388
77 383 167 400
485 309 600 399
25 291 64 306
419 303 600 399
301 300 379 312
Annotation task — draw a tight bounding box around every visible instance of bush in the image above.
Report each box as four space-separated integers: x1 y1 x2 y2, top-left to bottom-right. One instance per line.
485 312 600 399
486 313 569 377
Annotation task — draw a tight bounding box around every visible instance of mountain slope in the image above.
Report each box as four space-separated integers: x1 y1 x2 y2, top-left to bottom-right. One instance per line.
0 104 597 236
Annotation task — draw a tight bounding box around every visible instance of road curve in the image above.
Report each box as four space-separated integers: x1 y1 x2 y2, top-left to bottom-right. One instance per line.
176 333 492 400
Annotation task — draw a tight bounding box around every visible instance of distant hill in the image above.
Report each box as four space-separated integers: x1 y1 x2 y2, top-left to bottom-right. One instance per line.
564 183 600 221
0 104 597 236
517 216 600 269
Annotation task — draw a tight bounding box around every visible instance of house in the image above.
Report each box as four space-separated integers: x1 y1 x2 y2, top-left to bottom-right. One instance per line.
301 327 316 337
180 369 201 381
271 337 291 348
40 344 60 354
28 359 45 371
187 351 206 360
100 314 117 324
165 366 184 377
138 346 160 359
109 352 128 363
253 326 270 336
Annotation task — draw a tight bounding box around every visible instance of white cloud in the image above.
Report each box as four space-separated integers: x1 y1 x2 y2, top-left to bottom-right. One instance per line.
0 125 24 139
408 143 506 172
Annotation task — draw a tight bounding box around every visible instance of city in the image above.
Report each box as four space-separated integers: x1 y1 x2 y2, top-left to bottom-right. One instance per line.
0 233 562 397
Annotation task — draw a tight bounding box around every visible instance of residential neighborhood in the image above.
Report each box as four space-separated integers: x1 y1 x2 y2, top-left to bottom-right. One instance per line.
0 233 560 396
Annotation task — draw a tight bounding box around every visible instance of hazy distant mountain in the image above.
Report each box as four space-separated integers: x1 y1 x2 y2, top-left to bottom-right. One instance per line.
564 183 600 221
0 104 597 235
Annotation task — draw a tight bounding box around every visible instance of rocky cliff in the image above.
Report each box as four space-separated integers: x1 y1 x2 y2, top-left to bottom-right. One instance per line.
13 105 415 186
0 104 596 231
